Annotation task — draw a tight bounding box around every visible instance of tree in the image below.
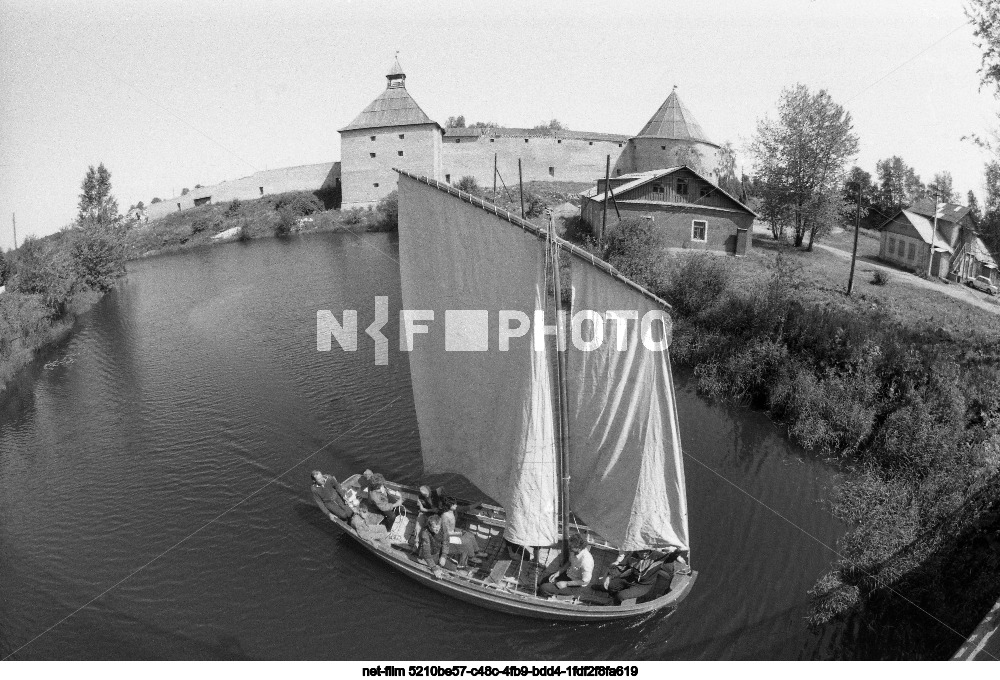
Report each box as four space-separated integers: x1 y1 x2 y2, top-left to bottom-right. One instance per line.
931 171 958 202
181 188 190 196
70 218 129 293
135 200 145 211
472 120 499 128
533 119 564 131
968 190 982 227
843 166 876 228
873 156 925 220
9 236 77 314
445 115 466 128
968 0 1000 90
150 197 161 204
716 141 742 198
77 163 120 225
750 84 860 248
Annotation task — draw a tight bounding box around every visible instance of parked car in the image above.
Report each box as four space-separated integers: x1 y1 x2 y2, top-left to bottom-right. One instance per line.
969 275 999 296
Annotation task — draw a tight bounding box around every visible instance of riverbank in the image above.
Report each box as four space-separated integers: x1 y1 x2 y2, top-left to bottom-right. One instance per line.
595 217 1000 659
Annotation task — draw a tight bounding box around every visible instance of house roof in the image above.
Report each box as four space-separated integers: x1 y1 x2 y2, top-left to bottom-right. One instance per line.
971 237 998 269
635 87 716 146
339 60 440 132
582 165 758 217
909 198 971 224
896 210 954 253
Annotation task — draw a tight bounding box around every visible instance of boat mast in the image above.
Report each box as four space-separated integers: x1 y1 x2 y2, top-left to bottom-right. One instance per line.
548 213 572 559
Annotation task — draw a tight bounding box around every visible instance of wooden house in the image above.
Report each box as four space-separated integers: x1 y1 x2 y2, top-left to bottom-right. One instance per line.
579 166 756 256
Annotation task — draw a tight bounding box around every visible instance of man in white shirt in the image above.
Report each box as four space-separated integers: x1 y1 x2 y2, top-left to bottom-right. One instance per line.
538 535 594 597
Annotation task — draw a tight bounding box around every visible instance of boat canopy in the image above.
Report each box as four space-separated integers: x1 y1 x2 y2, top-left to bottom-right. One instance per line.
396 171 689 552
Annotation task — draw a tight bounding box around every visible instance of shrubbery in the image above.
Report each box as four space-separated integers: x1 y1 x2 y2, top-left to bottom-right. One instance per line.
601 237 1000 658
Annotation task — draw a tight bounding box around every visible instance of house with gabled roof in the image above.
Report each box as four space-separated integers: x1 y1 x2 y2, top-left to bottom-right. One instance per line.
579 165 757 256
878 199 999 284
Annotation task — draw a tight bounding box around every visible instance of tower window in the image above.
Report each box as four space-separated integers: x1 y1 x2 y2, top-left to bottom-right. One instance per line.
618 143 623 148
399 134 405 139
374 183 379 188
398 151 403 156
445 174 451 183
455 139 461 143
371 136 376 141
259 187 264 195
549 166 555 177
589 142 593 146
661 145 666 150
558 139 562 144
525 139 529 143
676 178 689 196
370 152 376 158
490 138 494 143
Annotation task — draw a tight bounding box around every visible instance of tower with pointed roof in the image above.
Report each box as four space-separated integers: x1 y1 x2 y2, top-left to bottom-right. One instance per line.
339 57 443 208
617 86 722 179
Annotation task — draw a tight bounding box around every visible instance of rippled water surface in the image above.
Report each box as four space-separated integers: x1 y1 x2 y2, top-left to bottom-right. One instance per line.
0 234 847 659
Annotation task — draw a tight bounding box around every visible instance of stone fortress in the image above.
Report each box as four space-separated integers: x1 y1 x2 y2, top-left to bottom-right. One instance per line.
146 58 724 220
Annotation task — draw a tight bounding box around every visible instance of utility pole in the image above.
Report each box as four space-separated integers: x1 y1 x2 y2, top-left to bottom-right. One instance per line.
847 183 862 295
11 212 17 249
493 153 498 202
600 155 610 248
927 185 939 278
518 158 525 218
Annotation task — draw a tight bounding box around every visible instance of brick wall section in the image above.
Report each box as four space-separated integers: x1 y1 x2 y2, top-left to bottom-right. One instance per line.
146 162 340 220
440 129 628 187
340 123 442 208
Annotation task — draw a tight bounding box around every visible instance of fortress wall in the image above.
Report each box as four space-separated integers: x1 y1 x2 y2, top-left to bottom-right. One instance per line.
146 162 340 220
440 132 629 188
340 123 442 208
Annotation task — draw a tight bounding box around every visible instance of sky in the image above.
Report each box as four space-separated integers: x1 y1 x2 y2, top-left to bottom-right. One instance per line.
0 0 997 248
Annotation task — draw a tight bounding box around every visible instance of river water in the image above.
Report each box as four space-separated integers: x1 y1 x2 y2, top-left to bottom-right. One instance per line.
0 233 848 660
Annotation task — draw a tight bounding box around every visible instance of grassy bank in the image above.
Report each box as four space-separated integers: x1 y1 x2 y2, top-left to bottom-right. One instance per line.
597 218 1000 659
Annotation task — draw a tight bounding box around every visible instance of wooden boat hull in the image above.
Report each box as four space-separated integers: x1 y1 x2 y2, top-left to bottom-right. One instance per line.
323 478 697 622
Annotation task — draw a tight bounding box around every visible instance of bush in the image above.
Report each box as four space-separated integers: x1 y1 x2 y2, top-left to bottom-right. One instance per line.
191 217 211 234
9 237 78 314
455 176 480 194
602 217 670 294
274 209 296 237
69 219 129 294
872 269 889 286
523 191 545 218
341 208 365 227
269 191 323 218
372 191 399 232
226 198 242 216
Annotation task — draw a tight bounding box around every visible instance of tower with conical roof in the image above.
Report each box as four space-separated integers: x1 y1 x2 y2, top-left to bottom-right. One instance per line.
339 57 443 208
618 86 722 179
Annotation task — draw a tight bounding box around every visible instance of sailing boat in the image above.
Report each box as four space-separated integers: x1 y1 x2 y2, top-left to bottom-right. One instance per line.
318 170 696 620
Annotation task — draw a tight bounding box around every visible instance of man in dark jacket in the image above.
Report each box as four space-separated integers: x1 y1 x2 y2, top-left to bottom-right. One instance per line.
418 514 452 579
311 471 354 521
367 473 403 530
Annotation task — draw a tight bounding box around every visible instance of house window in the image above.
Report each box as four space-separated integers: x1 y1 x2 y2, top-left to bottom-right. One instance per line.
699 186 710 198
907 243 916 260
888 237 896 254
676 178 689 196
398 150 404 156
692 220 707 242
373 183 379 188
549 167 555 177
399 134 404 139
370 152 376 158
371 136 376 141
652 184 665 200
445 174 451 183
897 239 905 258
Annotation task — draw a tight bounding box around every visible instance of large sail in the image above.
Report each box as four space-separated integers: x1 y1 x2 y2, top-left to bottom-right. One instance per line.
396 173 560 546
566 264 689 552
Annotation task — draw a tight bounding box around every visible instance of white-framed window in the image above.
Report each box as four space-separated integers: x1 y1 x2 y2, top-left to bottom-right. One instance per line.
692 220 707 242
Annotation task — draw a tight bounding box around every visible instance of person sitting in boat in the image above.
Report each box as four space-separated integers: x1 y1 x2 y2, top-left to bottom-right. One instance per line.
358 469 377 495
418 514 455 580
592 549 669 604
367 473 404 530
310 470 354 522
538 535 594 597
413 485 443 551
440 496 486 567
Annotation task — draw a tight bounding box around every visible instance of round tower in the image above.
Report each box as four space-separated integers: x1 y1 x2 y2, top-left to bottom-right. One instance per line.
618 86 722 179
